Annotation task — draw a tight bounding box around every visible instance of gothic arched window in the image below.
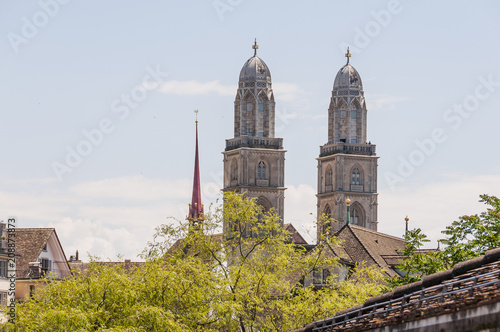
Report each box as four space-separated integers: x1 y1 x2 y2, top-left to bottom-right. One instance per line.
351 168 361 185
325 165 333 186
351 205 363 226
257 161 267 180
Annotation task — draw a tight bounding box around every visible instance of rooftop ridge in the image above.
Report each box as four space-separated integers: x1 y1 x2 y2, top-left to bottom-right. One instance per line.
343 225 383 269
349 224 404 242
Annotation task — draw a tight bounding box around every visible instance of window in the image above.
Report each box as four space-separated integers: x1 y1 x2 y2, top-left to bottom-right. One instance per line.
313 268 331 285
352 206 361 225
0 292 6 307
313 269 322 285
340 110 346 119
258 103 264 112
351 110 357 119
351 168 361 185
0 260 6 278
325 165 333 186
351 139 357 143
40 258 51 272
257 161 266 180
322 269 330 284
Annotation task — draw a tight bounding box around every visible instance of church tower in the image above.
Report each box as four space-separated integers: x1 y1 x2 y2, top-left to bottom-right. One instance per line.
223 40 286 225
317 49 378 238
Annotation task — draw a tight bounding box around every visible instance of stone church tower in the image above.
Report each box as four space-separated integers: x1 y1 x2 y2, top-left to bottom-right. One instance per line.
317 49 378 238
223 40 286 225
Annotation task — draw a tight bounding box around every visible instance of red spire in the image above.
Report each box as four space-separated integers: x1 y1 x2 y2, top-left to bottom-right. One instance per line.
187 111 204 226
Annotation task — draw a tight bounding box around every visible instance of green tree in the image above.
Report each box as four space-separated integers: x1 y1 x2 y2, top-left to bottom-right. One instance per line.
388 194 500 287
6 192 384 331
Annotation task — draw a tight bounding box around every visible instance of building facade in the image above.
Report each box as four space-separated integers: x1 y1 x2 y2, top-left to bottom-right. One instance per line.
222 40 286 230
317 49 379 237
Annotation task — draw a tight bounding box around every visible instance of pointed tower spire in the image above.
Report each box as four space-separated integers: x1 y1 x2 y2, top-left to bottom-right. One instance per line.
187 110 204 227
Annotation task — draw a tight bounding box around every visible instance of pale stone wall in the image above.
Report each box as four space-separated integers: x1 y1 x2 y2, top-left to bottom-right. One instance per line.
317 153 379 237
223 147 286 233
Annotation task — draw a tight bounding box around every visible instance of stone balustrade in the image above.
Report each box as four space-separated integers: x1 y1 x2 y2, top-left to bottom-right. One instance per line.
320 142 376 157
226 136 283 151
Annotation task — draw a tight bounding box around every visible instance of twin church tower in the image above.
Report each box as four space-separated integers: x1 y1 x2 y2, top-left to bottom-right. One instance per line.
221 40 378 238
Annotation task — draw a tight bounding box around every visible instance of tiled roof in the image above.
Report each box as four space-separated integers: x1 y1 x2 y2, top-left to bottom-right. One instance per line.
285 223 308 245
336 225 405 277
15 228 54 278
292 247 500 332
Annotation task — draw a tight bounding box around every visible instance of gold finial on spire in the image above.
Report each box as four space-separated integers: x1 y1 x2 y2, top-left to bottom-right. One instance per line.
194 109 199 124
252 38 259 56
345 47 351 64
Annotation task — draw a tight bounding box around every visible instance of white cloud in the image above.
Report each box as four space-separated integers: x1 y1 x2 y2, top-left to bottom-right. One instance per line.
365 93 407 111
378 174 500 247
4 172 498 261
155 80 308 106
157 80 235 96
273 82 307 103
284 184 317 244
0 176 219 261
71 176 191 201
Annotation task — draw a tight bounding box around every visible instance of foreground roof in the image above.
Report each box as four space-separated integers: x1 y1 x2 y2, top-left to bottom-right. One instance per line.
292 247 500 332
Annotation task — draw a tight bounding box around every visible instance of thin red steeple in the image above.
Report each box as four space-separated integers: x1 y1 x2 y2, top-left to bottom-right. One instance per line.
187 110 204 226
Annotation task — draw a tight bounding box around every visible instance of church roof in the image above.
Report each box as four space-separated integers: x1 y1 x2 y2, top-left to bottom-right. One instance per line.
335 225 406 277
239 39 272 82
333 63 363 91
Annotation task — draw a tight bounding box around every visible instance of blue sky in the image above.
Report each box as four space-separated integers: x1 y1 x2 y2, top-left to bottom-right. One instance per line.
1 1 499 260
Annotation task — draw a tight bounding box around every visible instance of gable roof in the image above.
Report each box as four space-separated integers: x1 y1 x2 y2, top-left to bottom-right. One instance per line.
284 223 308 245
15 228 69 278
335 225 406 277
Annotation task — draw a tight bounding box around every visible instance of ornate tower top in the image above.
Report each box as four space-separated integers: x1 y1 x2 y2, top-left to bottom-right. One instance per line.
187 110 204 226
333 49 363 91
327 49 368 144
238 40 272 83
230 40 278 140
